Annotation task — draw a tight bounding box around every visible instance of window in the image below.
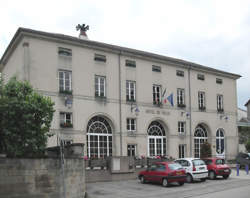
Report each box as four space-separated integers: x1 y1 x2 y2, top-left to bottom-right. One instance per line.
216 129 225 155
152 65 161 72
127 144 136 156
178 122 186 134
125 59 136 68
87 116 112 158
60 112 73 128
198 91 206 110
153 85 162 105
127 118 136 132
59 70 72 94
58 47 72 57
94 54 106 62
197 74 205 81
216 78 223 84
177 88 185 107
95 75 106 97
176 70 184 77
179 144 185 158
217 95 224 112
126 81 136 101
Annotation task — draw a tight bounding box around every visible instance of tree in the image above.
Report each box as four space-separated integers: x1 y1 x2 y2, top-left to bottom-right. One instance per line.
0 77 55 157
245 140 250 153
200 142 212 158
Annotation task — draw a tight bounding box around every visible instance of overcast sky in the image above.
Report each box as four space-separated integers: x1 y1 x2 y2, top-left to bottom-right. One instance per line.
0 0 249 109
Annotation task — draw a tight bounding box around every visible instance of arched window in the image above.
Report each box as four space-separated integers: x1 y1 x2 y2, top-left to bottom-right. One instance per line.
216 129 225 155
147 121 166 157
87 116 112 158
194 124 208 158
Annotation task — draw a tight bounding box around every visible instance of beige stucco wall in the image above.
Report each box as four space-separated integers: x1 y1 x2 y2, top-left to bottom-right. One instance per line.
1 35 239 160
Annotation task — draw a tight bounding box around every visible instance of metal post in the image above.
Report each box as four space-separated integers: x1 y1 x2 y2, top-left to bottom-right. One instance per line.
246 164 249 175
236 164 240 176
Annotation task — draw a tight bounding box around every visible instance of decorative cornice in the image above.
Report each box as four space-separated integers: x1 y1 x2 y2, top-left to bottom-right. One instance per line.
0 27 241 79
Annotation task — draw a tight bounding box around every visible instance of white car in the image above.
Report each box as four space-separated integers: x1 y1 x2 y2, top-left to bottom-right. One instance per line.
175 158 208 183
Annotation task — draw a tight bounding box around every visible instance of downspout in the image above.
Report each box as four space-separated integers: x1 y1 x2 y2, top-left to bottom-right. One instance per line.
23 42 30 81
188 66 192 157
118 51 123 156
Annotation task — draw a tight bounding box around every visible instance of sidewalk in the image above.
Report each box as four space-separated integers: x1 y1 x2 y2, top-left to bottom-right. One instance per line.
230 168 250 179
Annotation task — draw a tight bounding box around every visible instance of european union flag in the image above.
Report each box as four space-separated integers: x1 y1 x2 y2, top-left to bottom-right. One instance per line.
167 93 174 106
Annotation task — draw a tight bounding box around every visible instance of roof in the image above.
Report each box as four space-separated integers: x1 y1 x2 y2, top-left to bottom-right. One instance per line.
0 27 241 79
245 99 250 106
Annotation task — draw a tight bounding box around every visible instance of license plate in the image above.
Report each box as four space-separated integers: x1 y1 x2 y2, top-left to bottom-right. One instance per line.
224 169 229 172
199 167 204 170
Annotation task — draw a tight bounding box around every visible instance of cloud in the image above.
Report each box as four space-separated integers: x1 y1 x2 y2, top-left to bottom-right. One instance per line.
0 0 249 107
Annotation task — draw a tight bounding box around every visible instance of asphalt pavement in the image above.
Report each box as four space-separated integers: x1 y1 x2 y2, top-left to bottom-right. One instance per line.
86 169 250 198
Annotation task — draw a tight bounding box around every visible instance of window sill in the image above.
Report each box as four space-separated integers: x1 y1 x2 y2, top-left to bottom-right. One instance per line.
177 104 186 108
59 90 73 95
60 123 73 128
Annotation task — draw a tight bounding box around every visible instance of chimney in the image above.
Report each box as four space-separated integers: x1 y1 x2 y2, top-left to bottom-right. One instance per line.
76 24 89 40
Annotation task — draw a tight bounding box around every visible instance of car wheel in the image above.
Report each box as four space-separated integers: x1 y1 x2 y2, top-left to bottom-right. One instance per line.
200 178 206 182
179 182 184 186
140 176 145 184
209 171 216 180
186 174 193 183
223 175 229 179
162 178 169 187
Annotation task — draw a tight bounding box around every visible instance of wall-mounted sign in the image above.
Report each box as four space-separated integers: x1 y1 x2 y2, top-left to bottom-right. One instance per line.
145 109 170 116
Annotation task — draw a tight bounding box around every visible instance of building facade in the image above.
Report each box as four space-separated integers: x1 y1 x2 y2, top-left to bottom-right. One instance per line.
0 28 241 159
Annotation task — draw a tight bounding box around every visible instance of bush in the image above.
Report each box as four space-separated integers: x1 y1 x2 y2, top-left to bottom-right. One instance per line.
0 77 55 157
200 142 212 158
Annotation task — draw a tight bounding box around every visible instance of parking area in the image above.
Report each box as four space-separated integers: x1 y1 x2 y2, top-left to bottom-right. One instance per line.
86 169 250 198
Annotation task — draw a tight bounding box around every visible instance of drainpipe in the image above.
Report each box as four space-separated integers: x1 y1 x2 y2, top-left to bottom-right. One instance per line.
118 51 122 156
188 66 192 157
23 42 30 81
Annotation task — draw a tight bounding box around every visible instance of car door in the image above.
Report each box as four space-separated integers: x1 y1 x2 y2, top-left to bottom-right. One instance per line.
154 164 167 183
145 164 157 182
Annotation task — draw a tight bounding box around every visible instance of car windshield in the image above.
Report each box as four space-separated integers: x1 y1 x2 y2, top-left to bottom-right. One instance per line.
216 159 225 165
193 159 205 166
168 163 183 170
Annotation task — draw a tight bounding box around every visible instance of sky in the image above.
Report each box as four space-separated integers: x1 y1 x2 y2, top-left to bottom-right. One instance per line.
0 0 249 109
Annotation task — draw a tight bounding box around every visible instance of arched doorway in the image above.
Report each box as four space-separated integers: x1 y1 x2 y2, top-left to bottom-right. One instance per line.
194 124 208 158
147 121 166 157
216 129 225 158
86 116 112 158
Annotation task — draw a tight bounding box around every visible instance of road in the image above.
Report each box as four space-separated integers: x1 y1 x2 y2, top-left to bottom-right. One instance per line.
86 174 250 198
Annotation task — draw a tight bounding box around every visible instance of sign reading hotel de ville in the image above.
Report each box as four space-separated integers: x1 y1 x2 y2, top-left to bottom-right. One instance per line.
145 109 170 116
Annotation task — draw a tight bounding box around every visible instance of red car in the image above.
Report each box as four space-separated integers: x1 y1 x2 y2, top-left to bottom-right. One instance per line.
138 162 186 187
202 158 231 179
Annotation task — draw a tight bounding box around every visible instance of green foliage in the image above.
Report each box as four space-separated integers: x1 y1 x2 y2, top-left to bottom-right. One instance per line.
238 126 250 144
0 77 55 157
245 140 250 152
200 142 212 158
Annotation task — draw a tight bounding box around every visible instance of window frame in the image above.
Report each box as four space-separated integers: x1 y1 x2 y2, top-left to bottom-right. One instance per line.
177 88 185 107
59 70 72 93
152 65 161 73
126 80 136 102
127 144 137 157
60 112 73 128
179 144 185 158
176 70 184 77
153 84 162 105
94 54 106 62
197 74 205 81
178 121 186 134
125 59 136 68
126 118 136 132
198 91 206 110
95 75 106 98
58 47 72 57
217 94 224 112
